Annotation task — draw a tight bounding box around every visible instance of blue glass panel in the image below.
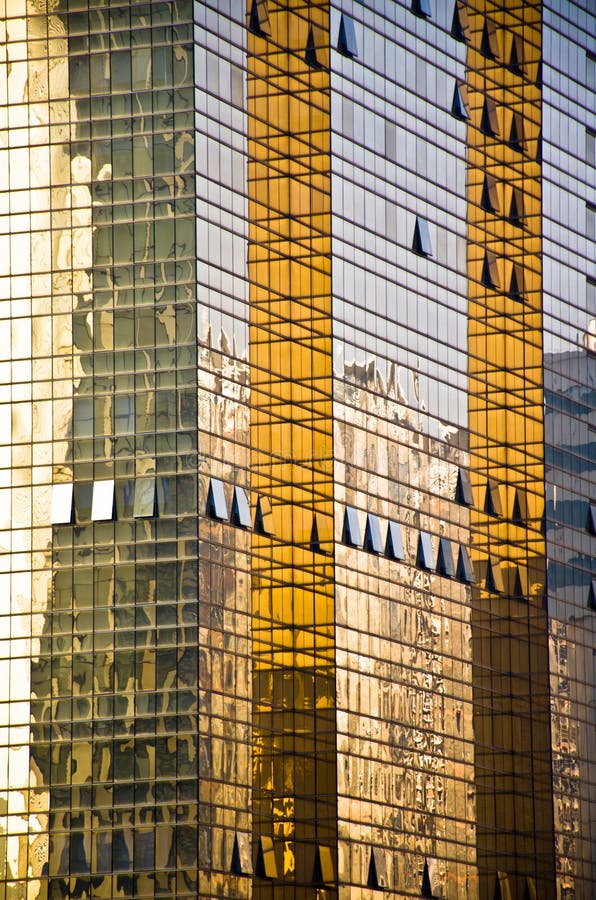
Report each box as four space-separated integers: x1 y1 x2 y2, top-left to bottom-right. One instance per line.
413 217 433 256
386 520 405 560
417 531 435 570
207 478 228 520
232 486 252 528
342 506 362 547
364 513 383 553
457 546 475 583
338 15 358 58
438 537 456 577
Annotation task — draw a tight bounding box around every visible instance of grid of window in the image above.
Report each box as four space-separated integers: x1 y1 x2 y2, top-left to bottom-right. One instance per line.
194 3 253 896
543 2 596 894
334 398 477 893
0 1 594 898
0 2 253 897
247 1 338 892
330 4 476 891
32 3 206 896
330 0 470 439
465 2 556 894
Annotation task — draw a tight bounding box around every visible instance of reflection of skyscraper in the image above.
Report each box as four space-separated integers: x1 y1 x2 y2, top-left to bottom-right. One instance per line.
0 1 594 898
545 348 596 896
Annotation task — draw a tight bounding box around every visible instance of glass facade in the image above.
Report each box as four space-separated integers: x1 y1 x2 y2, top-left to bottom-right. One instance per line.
466 3 555 897
542 3 596 896
0 1 594 898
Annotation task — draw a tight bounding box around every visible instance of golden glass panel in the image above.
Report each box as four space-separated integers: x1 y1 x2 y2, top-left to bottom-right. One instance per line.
256 836 278 879
467 3 554 895
314 845 335 885
248 1 336 894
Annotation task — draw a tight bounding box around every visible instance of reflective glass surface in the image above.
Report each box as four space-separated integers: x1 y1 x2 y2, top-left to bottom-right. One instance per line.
543 2 596 894
0 1 593 898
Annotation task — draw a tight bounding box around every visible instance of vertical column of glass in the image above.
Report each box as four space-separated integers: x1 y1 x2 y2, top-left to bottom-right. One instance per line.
29 2 199 897
541 3 596 894
466 1 555 896
329 3 477 894
247 1 337 896
0 1 75 894
194 1 253 895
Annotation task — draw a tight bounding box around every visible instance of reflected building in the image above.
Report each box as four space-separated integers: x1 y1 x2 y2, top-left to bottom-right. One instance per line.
0 1 594 899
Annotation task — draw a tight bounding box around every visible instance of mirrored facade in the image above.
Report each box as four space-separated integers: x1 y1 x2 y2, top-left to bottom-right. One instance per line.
542 3 596 897
0 1 594 898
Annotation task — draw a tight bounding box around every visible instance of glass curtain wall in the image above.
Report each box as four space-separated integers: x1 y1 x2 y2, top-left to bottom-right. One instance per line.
247 1 338 897
542 2 596 896
466 1 556 896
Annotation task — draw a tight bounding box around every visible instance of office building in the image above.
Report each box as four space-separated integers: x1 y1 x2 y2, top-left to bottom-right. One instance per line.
0 0 594 897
